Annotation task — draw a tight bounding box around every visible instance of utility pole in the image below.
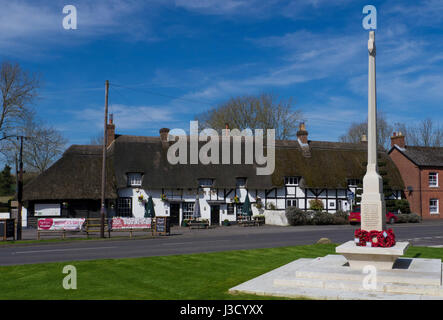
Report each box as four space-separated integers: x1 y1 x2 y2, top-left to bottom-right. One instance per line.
100 80 109 238
16 136 25 240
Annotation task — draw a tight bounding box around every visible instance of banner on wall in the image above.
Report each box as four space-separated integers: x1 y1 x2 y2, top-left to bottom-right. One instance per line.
37 218 85 231
111 217 152 230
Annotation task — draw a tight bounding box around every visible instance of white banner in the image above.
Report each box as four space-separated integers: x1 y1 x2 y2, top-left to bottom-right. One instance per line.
111 217 152 230
35 204 61 217
38 218 85 231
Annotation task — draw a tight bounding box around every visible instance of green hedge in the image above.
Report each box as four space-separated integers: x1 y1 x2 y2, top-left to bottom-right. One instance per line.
285 208 349 226
396 213 421 223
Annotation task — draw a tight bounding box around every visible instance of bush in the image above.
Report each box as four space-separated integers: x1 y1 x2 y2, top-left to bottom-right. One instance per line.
285 207 309 226
387 199 411 214
266 202 276 210
396 213 421 223
311 211 335 225
331 210 349 225
406 213 420 223
309 199 324 212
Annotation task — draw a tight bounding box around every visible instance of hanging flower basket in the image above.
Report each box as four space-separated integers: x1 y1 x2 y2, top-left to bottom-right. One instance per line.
160 194 168 202
254 197 263 209
232 195 240 204
138 195 145 202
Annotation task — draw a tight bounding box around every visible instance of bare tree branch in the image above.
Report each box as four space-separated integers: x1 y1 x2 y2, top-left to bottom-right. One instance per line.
195 93 302 140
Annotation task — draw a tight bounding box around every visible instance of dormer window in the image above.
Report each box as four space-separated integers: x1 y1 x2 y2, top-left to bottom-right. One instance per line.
347 179 361 187
128 173 142 187
284 177 299 186
198 179 214 187
236 177 247 188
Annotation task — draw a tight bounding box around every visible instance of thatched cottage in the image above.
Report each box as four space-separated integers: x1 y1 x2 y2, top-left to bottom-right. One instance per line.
23 121 404 227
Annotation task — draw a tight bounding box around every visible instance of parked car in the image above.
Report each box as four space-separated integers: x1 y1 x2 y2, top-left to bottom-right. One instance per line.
349 207 398 225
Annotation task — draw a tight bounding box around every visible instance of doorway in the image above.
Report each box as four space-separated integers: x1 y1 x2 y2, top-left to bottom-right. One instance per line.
210 205 220 225
170 203 180 226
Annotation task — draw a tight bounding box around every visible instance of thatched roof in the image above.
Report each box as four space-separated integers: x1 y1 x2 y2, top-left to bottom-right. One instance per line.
23 145 117 201
273 141 404 189
24 135 404 201
112 135 403 190
112 135 271 189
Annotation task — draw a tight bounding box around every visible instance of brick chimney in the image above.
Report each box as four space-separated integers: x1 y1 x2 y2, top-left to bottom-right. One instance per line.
296 122 308 144
106 114 115 148
390 131 405 149
159 128 170 142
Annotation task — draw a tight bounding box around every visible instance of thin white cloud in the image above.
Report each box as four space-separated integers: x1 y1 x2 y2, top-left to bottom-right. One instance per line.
70 103 175 131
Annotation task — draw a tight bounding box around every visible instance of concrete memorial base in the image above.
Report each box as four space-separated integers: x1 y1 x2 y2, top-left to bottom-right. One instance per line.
229 254 443 300
336 241 410 270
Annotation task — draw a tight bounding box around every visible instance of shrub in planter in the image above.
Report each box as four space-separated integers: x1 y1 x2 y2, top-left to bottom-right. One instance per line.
266 202 276 210
285 207 309 226
182 219 190 227
309 199 324 212
223 219 231 226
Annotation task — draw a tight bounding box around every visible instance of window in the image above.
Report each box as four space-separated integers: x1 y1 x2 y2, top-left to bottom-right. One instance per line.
183 202 195 220
117 198 132 217
429 173 438 187
285 177 299 186
430 199 439 214
127 173 142 187
198 179 214 187
236 203 244 215
286 199 297 208
227 203 235 215
236 178 247 188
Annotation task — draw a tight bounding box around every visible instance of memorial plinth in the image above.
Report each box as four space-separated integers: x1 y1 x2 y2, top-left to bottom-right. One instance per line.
336 241 410 270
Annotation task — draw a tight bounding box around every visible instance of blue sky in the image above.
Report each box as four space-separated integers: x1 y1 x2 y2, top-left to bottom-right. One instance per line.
1 0 443 145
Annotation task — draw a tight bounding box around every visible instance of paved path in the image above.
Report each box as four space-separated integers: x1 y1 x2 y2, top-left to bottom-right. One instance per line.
1 221 443 266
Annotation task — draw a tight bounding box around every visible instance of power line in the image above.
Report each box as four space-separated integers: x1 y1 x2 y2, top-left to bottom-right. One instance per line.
109 82 217 107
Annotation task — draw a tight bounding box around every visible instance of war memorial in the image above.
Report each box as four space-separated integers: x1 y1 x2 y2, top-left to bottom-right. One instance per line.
230 25 443 300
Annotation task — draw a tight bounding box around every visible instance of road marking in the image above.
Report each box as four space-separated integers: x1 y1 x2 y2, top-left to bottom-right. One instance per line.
14 246 117 254
161 240 231 246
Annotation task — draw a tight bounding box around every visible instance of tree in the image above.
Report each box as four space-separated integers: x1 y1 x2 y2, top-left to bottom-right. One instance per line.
0 164 15 196
0 62 39 141
3 114 67 173
195 93 303 140
395 118 442 147
339 113 393 150
22 117 67 173
89 131 104 145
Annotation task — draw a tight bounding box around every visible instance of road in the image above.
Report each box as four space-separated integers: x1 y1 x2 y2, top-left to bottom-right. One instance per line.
1 221 443 266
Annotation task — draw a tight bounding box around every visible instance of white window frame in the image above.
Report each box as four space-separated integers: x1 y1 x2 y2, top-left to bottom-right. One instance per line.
284 177 299 186
430 199 439 214
182 202 195 220
429 173 438 187
127 173 142 187
286 199 297 208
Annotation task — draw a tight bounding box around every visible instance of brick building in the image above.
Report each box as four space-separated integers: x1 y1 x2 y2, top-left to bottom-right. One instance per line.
389 132 443 219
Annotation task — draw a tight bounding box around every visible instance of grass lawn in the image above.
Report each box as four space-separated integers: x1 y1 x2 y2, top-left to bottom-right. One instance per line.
0 244 442 300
